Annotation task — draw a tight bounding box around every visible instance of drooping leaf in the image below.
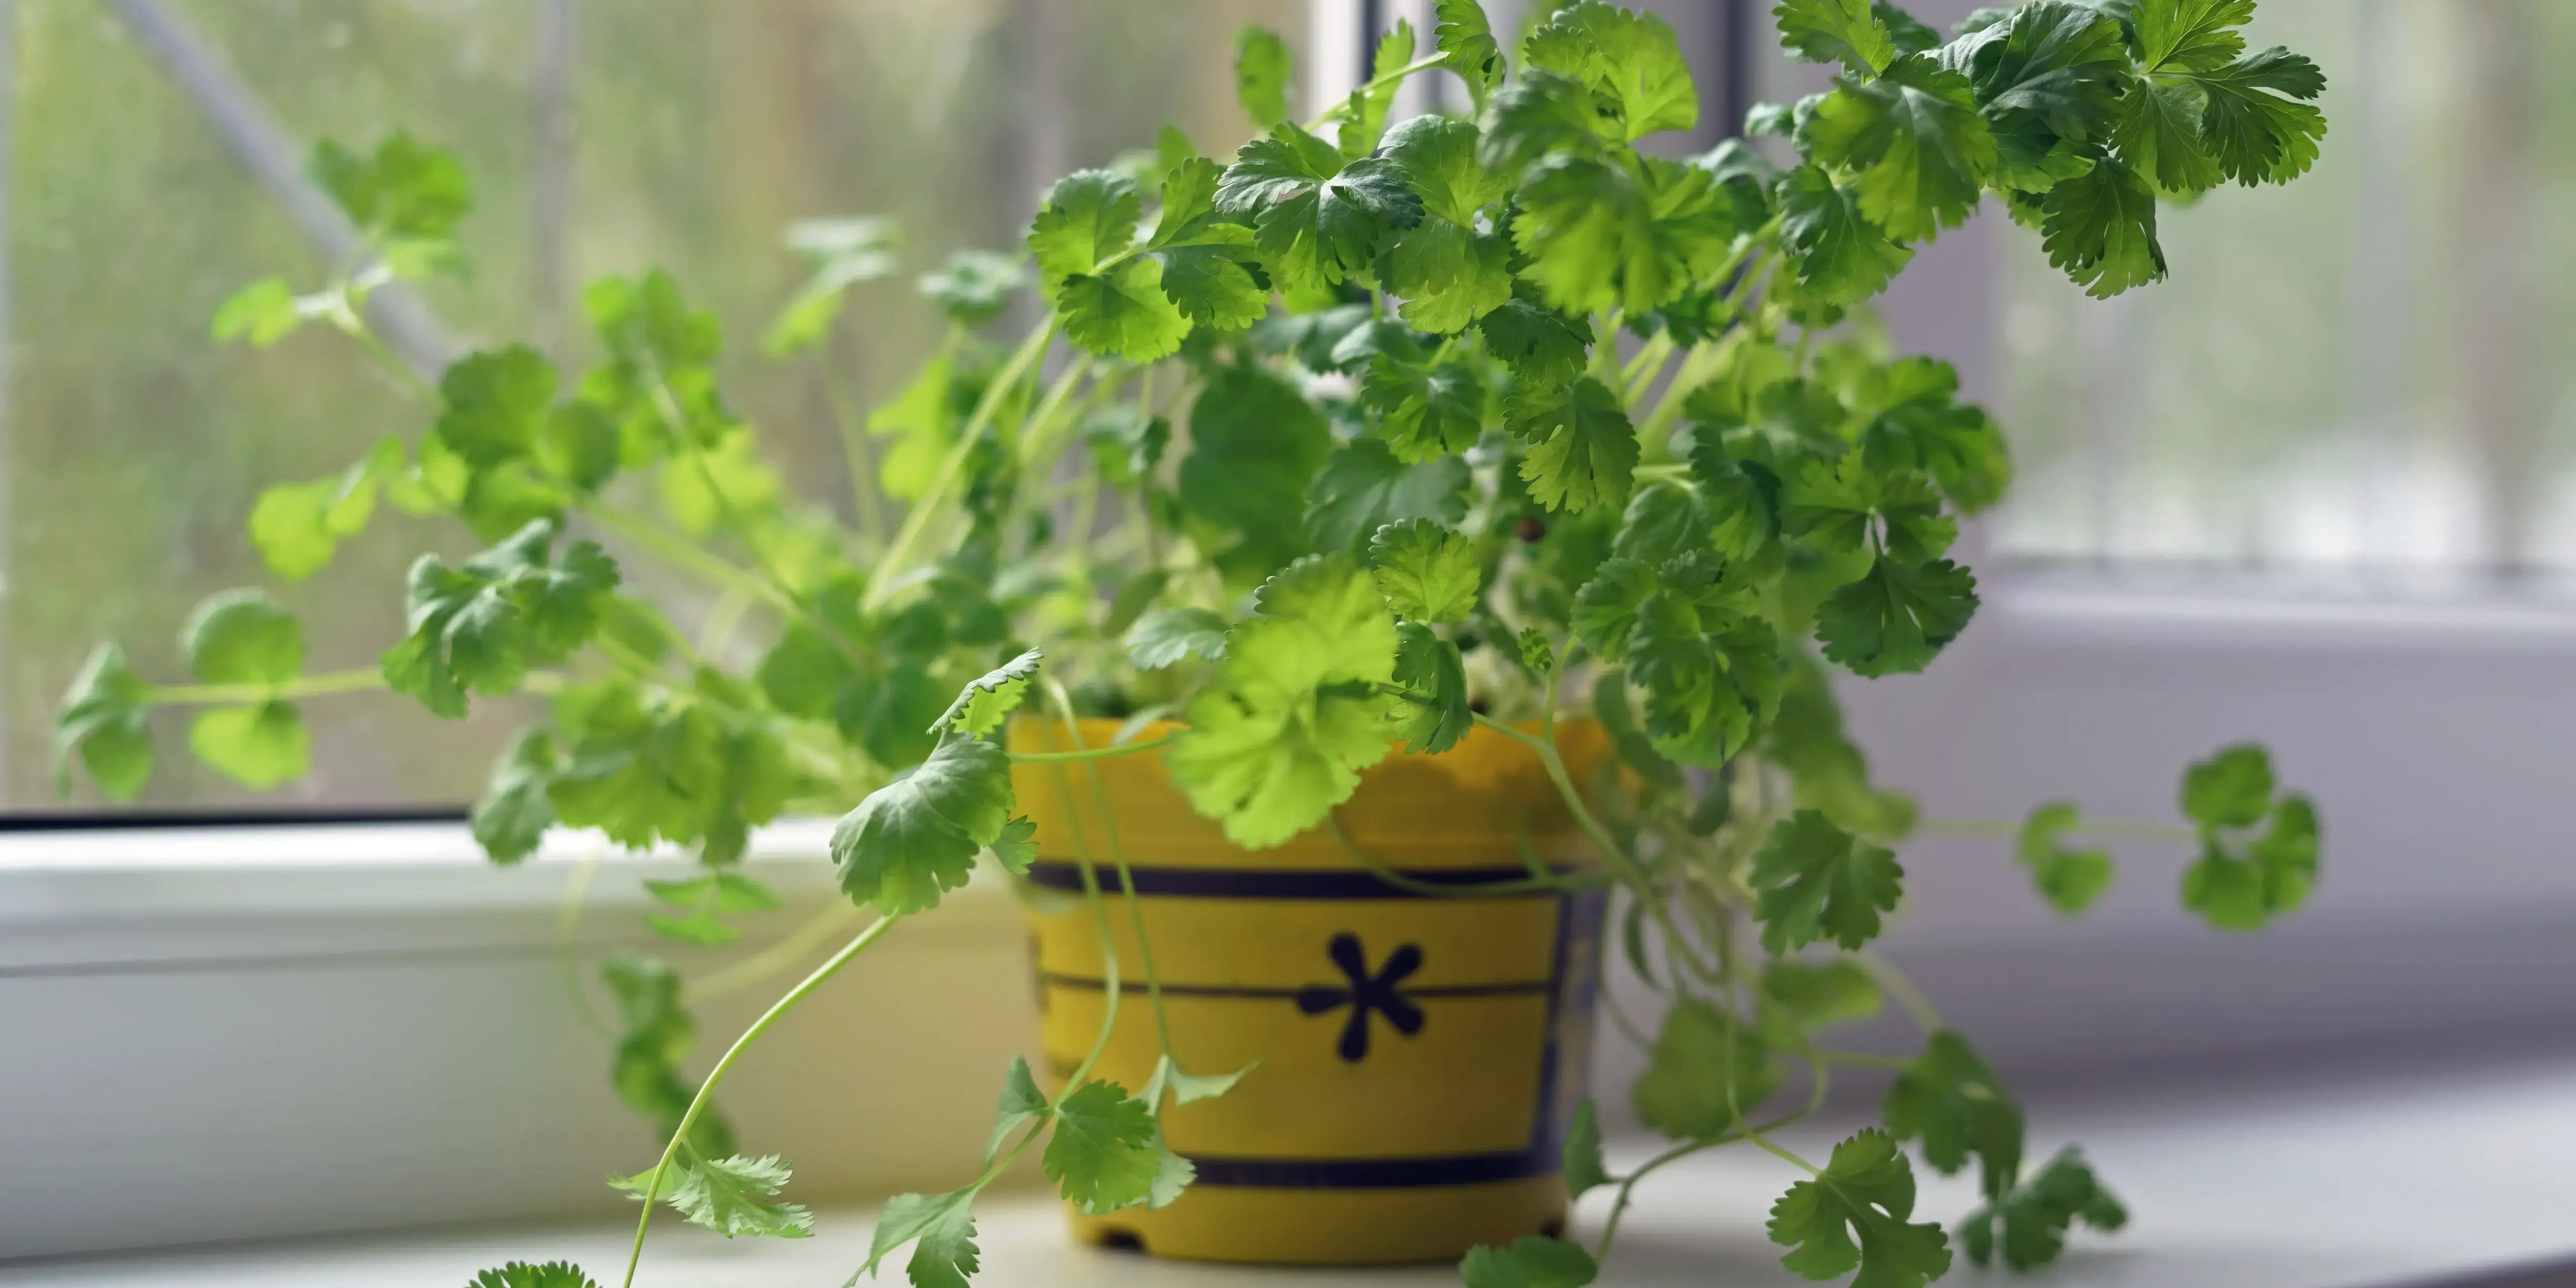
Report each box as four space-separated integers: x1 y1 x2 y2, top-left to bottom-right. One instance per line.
1812 555 1978 677
1959 1147 2129 1272
1562 1100 1612 1202
1389 621 1472 755
830 734 1016 915
1766 1129 1952 1288
1633 997 1785 1139
2040 154 2167 298
1750 809 1905 954
1773 0 1897 76
861 1189 981 1288
611 1154 813 1240
1884 1029 2024 1200
188 702 309 790
1460 1235 1599 1287
932 649 1043 739
1044 1080 1164 1214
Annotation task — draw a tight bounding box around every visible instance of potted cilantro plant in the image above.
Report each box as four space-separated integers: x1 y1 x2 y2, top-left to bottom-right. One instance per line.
57 2 2332 1285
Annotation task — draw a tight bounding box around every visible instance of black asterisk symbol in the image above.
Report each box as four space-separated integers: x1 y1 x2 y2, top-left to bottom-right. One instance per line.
1296 933 1426 1062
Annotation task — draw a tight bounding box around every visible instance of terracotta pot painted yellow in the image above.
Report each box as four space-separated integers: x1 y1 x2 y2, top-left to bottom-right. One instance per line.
1009 718 1612 1265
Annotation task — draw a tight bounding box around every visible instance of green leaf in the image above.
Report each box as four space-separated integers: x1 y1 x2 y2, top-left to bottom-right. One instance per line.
211 277 308 347
1774 0 1897 75
1592 671 1682 788
1337 20 1419 157
1777 166 1914 306
1885 1029 2023 1199
435 346 557 468
1435 0 1506 101
2180 742 2271 829
472 729 560 865
1477 70 1610 177
1391 622 1472 756
1029 170 1141 283
1751 809 1905 954
920 249 1027 326
1968 3 2130 141
1762 959 1884 1032
1524 1 1699 140
1180 366 1333 581
2040 154 2166 298
468 1262 598 1288
1633 997 1784 1139
933 649 1043 739
1045 1080 1164 1214
1783 457 1955 565
181 589 304 685
763 218 900 355
55 643 153 800
1460 1235 1599 1287
1368 518 1481 623
1478 296 1594 388
1126 607 1230 670
991 816 1039 875
1517 628 1557 676
1766 654 1919 839
2190 47 2328 186
1813 555 1978 677
383 519 621 716
1507 376 1638 514
831 734 1016 916
1167 555 1399 849
860 1189 980 1288
1623 564 1782 767
1383 219 1514 335
2112 80 2223 195
600 952 733 1159
1235 26 1293 128
2133 0 2255 74
188 702 309 790
1802 56 1997 243
1513 155 1737 318
1562 1100 1611 1202
1055 257 1194 363
249 438 403 581
985 1056 1052 1161
1217 124 1425 293
1363 358 1488 461
2016 801 2114 914
1766 1129 1952 1288
1960 1146 2128 1272
612 1154 812 1240
311 131 471 253
1306 440 1471 554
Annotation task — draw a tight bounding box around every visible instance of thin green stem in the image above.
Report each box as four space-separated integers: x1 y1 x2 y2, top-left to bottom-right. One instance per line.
585 501 794 611
146 668 389 705
1326 812 1584 898
868 322 1055 609
1300 53 1449 131
1916 816 2197 844
1857 952 1945 1031
556 846 608 1038
1043 679 1179 1062
693 901 866 1001
811 348 891 551
1744 1127 1822 1177
618 911 900 1288
1008 733 1174 764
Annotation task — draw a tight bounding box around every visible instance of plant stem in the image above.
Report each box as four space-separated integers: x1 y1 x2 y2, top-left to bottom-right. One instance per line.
585 501 794 611
145 668 389 705
1916 816 2197 844
1300 53 1450 131
868 321 1056 609
556 845 608 1038
692 901 866 1001
618 911 900 1288
1044 680 1180 1063
1857 952 1945 1031
1325 812 1584 897
812 349 890 552
1008 733 1174 764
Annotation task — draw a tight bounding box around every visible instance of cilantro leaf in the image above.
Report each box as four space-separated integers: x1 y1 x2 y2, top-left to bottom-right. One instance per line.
1179 365 1332 581
435 345 557 468
1147 156 1269 331
2182 742 2273 828
1030 170 1140 283
472 729 560 865
600 952 734 1159
1802 56 1997 244
1813 555 1978 677
1306 439 1471 553
1885 1029 2023 1199
1762 958 1884 1033
1960 1146 2128 1272
1477 70 1611 177
1363 358 1488 461
832 733 1016 915
248 437 404 581
2180 745 2318 930
1774 0 1897 76
1167 555 1399 848
2133 0 2255 75
1461 1235 1599 1287
1391 621 1472 755
987 1056 1050 1163
2112 79 2223 195
1619 562 1783 767
311 131 470 256
1126 607 1230 670
1045 1080 1164 1214
1563 1100 1612 1201
1030 171 1194 361
1479 295 1595 387
919 249 1027 326
1435 0 1506 101
1235 26 1293 128
188 702 309 790
211 277 310 347
1767 1129 1952 1288
1055 258 1193 362
1368 518 1481 622
860 1189 980 1288
2040 154 2167 298
763 218 899 355
933 649 1042 739
1507 376 1639 513
1634 997 1785 1139
1338 21 1419 157
612 1154 812 1240
1523 1 1700 141
2190 46 2328 185
2016 801 2113 914
1217 124 1425 293
1751 809 1905 954
1513 155 1737 317
1778 166 1914 306
383 519 620 716
1967 2 2131 144
469 1262 597 1288
182 589 303 684
1766 654 1920 839
1783 456 1956 564
1384 218 1514 334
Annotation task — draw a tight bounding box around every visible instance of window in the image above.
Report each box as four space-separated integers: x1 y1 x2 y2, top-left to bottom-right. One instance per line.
1991 0 2576 586
4 0 1300 812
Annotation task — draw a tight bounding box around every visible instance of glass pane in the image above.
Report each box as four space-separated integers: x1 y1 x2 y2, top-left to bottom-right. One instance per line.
6 0 1306 812
1991 0 2576 589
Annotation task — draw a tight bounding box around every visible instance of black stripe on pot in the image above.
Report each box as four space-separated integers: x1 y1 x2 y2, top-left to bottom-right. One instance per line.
1037 972 1552 1001
1187 1150 1558 1189
1020 861 1567 900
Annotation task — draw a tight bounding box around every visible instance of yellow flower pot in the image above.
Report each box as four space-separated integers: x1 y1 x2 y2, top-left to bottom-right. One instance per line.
1010 718 1612 1265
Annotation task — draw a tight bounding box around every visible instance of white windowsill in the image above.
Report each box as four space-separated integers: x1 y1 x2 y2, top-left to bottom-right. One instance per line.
6 1046 2572 1287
